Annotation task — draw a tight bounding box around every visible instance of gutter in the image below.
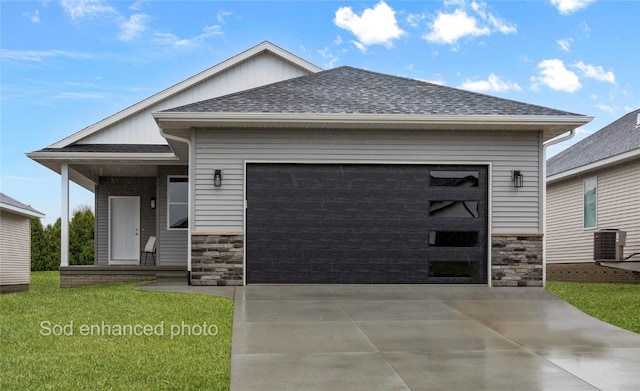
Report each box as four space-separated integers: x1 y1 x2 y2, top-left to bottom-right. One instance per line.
153 112 593 129
159 127 193 285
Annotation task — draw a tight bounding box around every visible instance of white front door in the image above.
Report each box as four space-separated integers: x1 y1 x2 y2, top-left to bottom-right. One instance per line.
109 196 140 264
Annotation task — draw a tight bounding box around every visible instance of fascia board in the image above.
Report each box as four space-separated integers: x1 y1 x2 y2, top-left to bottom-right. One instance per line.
49 42 322 149
0 204 45 219
547 148 640 183
154 112 592 132
26 151 180 161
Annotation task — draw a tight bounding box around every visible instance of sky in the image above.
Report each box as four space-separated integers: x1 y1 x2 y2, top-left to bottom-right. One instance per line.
1 0 639 225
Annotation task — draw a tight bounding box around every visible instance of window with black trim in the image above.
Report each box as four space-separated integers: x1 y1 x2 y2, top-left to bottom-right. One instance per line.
168 177 188 229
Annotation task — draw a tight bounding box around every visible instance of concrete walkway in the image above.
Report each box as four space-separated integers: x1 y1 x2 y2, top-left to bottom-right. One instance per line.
140 282 640 390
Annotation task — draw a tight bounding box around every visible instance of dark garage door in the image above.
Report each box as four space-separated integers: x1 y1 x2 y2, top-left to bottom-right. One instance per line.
246 163 488 284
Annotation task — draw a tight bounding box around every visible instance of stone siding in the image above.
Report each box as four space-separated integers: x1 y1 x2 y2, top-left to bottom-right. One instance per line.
191 234 244 286
491 235 543 287
547 263 640 284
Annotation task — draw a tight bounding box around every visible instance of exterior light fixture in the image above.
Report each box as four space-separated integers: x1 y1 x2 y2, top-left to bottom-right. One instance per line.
214 169 222 187
512 170 524 188
150 197 156 209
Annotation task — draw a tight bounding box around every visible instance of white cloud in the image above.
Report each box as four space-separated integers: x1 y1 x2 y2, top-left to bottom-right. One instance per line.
1 49 92 63
424 9 489 44
60 0 116 20
557 37 572 52
55 91 108 100
550 0 596 15
530 59 581 92
575 61 615 84
129 0 148 11
334 1 406 49
217 11 232 24
424 1 516 45
318 47 339 68
460 73 522 92
118 13 148 41
23 10 40 23
153 25 223 49
596 104 616 114
406 12 426 28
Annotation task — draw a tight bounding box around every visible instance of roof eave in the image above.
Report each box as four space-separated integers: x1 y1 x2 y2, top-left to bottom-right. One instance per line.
547 148 640 184
0 203 45 219
26 151 180 160
154 112 592 139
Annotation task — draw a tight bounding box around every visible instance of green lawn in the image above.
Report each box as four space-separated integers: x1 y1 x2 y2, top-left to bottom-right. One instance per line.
547 281 640 334
0 272 233 390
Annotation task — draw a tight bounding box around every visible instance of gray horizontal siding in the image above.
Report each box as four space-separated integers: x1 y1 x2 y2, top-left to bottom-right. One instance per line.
194 128 541 233
95 177 156 265
158 166 188 266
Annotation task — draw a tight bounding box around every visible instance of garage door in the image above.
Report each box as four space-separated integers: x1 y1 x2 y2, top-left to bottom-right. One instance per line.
246 163 488 284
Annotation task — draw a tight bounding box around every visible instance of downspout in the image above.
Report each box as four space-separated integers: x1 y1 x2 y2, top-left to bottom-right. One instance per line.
159 127 193 285
541 129 577 287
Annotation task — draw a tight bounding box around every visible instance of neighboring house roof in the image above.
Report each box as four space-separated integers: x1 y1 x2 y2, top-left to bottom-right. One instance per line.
0 192 44 219
547 108 640 182
46 41 322 149
156 66 591 141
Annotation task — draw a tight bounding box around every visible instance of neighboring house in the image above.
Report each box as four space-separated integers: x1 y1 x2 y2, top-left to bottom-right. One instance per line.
28 41 591 288
0 192 44 293
546 108 640 283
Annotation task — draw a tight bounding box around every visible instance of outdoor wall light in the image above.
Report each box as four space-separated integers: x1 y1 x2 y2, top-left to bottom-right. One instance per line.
214 169 222 187
150 197 156 209
512 170 524 188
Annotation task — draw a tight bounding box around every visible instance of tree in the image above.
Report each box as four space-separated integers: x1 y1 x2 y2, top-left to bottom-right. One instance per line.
69 206 94 265
30 218 46 271
29 206 95 270
42 218 61 271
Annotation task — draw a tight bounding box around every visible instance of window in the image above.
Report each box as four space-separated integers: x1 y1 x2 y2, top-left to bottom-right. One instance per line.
583 177 597 229
168 177 188 229
430 170 479 187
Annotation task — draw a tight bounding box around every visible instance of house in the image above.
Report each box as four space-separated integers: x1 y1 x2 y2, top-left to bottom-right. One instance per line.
0 192 44 293
546 108 640 283
28 41 591 287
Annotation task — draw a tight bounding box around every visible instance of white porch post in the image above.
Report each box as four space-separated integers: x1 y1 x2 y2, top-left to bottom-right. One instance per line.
61 163 69 267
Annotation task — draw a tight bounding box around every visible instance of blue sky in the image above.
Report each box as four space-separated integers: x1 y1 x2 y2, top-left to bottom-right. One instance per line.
1 0 638 224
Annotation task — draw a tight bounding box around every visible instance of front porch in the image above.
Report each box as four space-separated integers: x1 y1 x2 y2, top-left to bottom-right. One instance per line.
60 265 188 288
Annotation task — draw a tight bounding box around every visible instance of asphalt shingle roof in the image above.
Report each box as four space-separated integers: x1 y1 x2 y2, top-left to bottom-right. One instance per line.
0 192 43 216
164 66 584 117
547 108 640 176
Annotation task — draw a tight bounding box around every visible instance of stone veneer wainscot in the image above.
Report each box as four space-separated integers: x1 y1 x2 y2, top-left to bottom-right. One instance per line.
191 233 244 286
491 234 543 287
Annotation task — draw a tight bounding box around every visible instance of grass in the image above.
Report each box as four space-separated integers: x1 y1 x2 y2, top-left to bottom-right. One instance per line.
0 272 233 390
547 281 640 334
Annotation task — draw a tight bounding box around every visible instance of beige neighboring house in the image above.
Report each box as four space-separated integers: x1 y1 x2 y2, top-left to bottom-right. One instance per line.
0 192 45 293
546 108 640 283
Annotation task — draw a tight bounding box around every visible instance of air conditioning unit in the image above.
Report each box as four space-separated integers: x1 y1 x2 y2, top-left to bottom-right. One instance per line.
594 229 626 262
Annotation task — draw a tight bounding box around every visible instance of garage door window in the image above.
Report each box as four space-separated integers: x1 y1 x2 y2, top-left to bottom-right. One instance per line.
430 170 479 187
429 200 479 218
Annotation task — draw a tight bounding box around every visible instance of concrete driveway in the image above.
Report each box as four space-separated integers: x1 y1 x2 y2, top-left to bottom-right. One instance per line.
230 285 640 391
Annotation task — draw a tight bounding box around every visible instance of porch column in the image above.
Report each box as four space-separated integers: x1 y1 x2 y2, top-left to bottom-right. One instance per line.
61 163 69 267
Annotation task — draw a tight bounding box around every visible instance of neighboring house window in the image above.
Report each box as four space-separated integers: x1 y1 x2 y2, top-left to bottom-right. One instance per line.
583 177 597 229
168 177 188 229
